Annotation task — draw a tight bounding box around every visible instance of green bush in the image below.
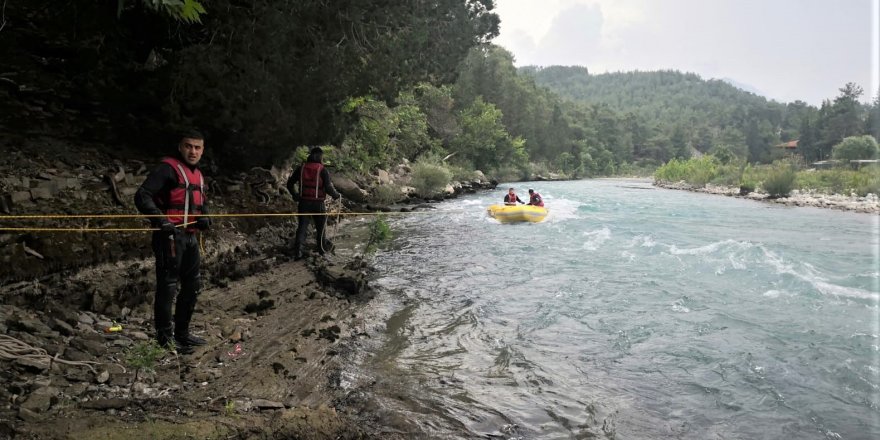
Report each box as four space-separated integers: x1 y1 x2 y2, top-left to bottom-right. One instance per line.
125 340 168 380
654 156 721 187
832 135 879 162
372 184 404 205
410 161 452 197
793 168 880 196
762 163 797 198
445 162 479 181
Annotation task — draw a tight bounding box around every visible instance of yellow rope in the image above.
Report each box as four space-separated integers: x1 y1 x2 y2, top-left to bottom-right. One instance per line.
0 211 447 220
0 209 458 232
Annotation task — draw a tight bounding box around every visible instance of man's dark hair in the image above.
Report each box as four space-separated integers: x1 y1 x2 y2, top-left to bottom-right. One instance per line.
310 147 324 156
508 187 515 191
179 129 205 141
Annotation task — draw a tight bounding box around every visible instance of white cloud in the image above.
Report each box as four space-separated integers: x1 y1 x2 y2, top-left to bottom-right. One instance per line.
493 0 877 105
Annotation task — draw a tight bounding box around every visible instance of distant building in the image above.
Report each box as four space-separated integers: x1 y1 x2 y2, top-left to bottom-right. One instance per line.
811 160 839 169
775 140 798 150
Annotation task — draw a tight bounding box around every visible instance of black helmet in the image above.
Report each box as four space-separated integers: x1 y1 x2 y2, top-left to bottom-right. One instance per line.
528 188 534 193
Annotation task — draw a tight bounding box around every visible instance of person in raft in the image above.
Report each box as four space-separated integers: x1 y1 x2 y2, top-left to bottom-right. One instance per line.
503 188 525 205
287 147 341 261
134 129 211 355
526 188 544 207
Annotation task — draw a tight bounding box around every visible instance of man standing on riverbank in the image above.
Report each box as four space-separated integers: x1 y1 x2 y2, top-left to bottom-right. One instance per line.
287 147 341 261
134 130 211 355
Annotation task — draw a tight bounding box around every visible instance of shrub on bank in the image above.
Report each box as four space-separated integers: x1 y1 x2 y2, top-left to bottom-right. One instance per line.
761 162 797 198
372 184 404 204
411 160 452 197
796 168 880 196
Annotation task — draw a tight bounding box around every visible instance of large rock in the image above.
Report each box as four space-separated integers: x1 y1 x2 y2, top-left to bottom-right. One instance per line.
376 169 392 185
330 175 368 203
20 387 59 413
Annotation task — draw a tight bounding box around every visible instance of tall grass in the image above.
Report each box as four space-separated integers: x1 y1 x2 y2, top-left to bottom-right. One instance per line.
656 156 880 197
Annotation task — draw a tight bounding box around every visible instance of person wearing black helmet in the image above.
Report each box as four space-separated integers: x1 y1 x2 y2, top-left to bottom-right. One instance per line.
526 188 544 207
287 147 341 260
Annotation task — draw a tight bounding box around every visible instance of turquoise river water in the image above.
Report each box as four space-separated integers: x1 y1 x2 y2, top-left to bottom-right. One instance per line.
364 179 879 439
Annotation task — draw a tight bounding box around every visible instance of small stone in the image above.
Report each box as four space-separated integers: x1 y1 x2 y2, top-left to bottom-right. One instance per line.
120 307 131 318
229 327 243 343
20 387 58 412
18 407 42 422
10 191 31 204
14 358 49 372
95 370 110 384
252 399 285 410
71 338 106 356
62 348 92 363
131 331 149 341
96 320 113 329
29 187 54 200
49 318 76 336
132 382 147 394
80 398 127 410
78 314 95 325
111 338 132 347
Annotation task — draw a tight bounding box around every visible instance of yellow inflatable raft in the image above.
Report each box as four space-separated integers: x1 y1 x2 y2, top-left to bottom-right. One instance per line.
487 204 548 223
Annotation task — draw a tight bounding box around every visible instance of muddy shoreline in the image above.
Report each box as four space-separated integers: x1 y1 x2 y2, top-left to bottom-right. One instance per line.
0 141 496 439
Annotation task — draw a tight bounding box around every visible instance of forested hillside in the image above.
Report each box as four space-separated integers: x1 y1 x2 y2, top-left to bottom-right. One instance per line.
1 2 877 182
524 66 880 165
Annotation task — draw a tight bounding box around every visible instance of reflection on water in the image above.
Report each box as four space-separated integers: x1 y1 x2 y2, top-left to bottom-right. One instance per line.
366 179 880 439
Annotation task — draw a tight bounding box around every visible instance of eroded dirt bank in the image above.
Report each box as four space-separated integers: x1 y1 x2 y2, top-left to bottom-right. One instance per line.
0 139 495 439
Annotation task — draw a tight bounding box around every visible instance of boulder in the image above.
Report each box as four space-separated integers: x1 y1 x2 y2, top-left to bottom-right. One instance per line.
20 387 59 413
376 169 392 185
330 175 368 203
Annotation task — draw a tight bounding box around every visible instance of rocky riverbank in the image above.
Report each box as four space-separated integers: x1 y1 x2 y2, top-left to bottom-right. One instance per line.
654 180 880 214
0 138 496 439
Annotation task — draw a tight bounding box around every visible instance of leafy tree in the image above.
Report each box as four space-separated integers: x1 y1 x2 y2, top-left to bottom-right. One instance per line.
452 97 526 171
832 135 880 162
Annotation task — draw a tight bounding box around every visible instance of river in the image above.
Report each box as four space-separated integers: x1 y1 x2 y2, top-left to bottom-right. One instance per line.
363 179 879 439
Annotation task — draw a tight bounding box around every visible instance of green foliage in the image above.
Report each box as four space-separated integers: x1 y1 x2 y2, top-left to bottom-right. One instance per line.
119 0 206 23
832 135 879 162
372 184 404 205
795 168 880 196
125 340 168 378
445 162 480 181
410 160 453 197
761 162 797 198
654 156 719 186
364 215 392 255
451 97 527 171
224 400 236 416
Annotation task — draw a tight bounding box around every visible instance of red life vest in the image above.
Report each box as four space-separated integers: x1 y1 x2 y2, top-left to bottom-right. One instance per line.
505 193 518 205
300 162 326 201
529 193 544 207
157 157 205 230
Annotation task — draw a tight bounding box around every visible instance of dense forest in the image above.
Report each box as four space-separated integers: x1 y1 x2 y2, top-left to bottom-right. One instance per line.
1 1 878 180
525 66 880 166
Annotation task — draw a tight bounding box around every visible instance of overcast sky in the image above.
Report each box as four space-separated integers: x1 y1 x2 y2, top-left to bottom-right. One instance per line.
493 0 878 105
